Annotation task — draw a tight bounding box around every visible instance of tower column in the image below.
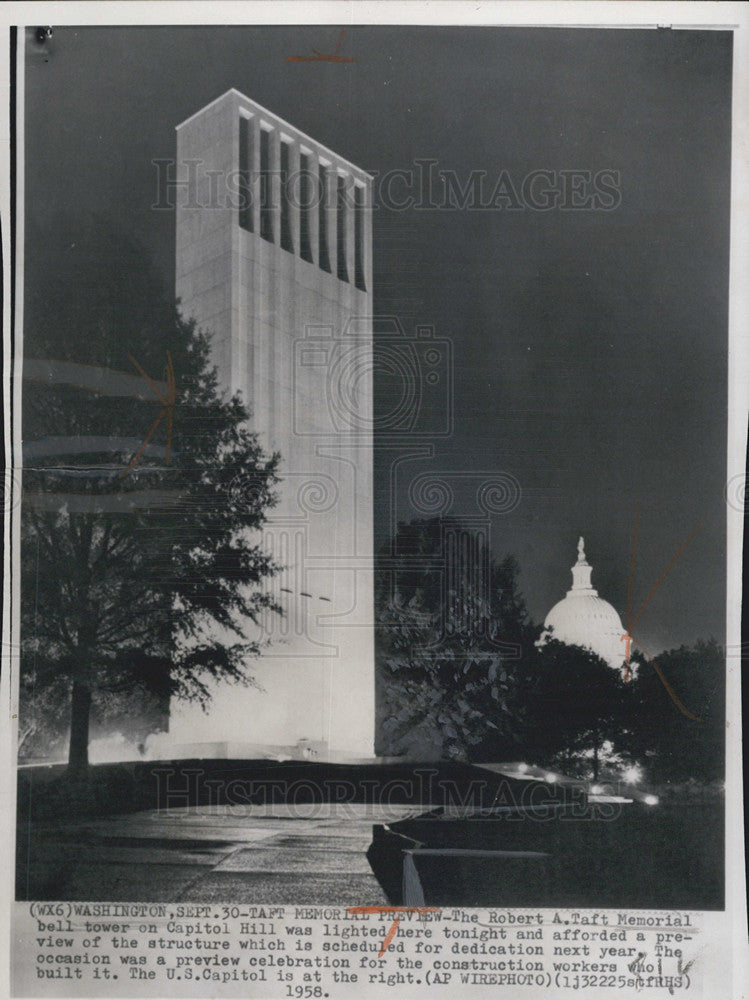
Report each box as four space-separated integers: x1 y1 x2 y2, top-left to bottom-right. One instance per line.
169 89 375 761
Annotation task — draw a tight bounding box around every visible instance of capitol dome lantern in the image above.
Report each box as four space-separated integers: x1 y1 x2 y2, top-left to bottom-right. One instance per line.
539 537 626 670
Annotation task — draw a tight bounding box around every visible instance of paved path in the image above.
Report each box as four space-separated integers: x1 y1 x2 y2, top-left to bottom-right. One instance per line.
24 804 424 904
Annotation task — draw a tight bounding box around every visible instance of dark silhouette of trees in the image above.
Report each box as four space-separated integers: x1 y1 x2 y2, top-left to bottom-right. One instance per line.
375 517 532 760
21 222 280 776
625 639 725 783
512 638 630 780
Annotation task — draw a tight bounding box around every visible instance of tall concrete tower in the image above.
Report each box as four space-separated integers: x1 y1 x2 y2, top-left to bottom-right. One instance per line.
167 90 375 760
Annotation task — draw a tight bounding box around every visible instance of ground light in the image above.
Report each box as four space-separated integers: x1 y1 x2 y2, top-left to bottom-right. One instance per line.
621 764 644 784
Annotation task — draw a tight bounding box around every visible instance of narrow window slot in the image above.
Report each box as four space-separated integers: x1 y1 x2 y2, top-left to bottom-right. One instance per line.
354 183 366 291
260 127 274 243
238 116 253 232
336 175 349 283
299 152 314 263
280 140 293 253
318 164 331 272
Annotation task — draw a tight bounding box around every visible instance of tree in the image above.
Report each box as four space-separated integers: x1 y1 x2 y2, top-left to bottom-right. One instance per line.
21 221 281 776
625 639 725 783
513 638 630 780
375 517 532 760
17 673 69 762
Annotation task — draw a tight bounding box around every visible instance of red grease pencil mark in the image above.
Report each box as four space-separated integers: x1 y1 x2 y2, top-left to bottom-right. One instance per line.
287 30 355 63
346 908 441 957
620 630 634 682
347 907 440 914
622 497 642 683
620 503 704 718
120 351 176 478
630 515 705 633
632 634 703 722
378 919 400 957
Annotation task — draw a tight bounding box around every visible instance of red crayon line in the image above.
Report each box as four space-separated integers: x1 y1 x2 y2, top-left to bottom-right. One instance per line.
630 514 704 632
128 353 168 406
346 906 441 954
621 505 704 697
378 919 401 957
631 631 702 722
626 498 641 636
347 907 440 915
287 29 355 63
120 351 176 478
623 498 641 682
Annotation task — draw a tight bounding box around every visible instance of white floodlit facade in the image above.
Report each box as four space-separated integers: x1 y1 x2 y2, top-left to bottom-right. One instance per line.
164 90 375 760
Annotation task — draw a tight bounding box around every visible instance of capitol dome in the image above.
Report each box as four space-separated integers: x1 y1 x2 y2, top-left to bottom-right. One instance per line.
539 537 626 670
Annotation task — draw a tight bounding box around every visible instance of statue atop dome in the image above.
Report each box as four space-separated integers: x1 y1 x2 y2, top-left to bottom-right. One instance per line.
571 536 595 593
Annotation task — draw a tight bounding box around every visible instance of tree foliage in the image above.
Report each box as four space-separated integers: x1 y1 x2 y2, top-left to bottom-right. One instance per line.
21 222 281 774
511 638 631 779
625 639 725 783
375 517 531 760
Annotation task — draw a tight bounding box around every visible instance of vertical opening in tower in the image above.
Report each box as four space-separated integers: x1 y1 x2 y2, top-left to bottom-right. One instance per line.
280 139 294 254
354 182 366 291
260 125 274 243
299 152 314 264
238 114 253 233
318 163 331 273
336 174 349 283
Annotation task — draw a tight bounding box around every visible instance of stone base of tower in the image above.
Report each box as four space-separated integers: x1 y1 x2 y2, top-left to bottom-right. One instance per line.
145 739 377 764
154 649 375 763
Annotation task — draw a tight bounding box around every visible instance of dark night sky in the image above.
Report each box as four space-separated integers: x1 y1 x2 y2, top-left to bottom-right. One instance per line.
24 25 733 653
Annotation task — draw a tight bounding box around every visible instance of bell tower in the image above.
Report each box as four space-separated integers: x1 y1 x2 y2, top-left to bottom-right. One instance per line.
164 90 375 760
